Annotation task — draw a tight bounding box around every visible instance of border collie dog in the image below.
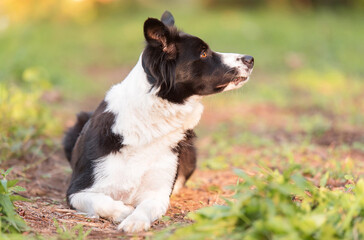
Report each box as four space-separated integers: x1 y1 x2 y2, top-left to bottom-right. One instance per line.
63 11 254 233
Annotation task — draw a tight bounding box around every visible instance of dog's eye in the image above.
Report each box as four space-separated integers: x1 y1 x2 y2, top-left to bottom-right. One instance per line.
200 50 207 58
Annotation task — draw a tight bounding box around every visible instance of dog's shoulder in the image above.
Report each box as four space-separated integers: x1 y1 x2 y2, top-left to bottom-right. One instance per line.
72 100 124 164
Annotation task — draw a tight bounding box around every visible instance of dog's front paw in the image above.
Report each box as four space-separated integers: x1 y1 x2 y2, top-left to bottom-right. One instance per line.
117 212 151 233
113 205 135 223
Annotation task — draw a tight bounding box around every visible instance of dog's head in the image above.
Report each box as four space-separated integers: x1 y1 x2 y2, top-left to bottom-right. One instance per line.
142 11 254 104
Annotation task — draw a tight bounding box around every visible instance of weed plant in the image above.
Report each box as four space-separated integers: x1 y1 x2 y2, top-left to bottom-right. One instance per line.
168 166 364 240
0 169 28 237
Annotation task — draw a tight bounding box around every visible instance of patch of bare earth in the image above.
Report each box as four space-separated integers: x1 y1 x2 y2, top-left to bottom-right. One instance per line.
9 147 238 239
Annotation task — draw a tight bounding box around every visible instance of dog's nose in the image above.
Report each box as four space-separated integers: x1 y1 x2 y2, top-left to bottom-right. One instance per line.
241 55 254 69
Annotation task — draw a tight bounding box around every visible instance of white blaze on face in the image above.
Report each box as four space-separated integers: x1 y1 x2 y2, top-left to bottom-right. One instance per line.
217 52 253 92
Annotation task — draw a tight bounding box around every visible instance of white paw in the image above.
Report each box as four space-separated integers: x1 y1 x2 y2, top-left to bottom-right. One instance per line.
117 212 151 233
113 205 135 223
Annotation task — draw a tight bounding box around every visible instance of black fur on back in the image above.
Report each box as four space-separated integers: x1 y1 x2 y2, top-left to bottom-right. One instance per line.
63 112 92 162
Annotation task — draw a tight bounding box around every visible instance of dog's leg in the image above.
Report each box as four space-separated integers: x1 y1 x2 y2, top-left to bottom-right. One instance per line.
69 192 134 222
172 130 197 195
172 175 186 195
118 159 176 232
118 195 169 232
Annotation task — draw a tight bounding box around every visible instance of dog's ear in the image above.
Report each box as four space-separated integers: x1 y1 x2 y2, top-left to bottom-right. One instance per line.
144 18 176 56
144 18 168 46
161 11 175 27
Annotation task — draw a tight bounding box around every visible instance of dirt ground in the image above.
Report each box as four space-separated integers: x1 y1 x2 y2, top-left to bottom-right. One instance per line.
11 147 238 239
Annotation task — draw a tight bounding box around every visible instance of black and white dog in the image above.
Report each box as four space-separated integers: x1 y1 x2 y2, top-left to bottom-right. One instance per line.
63 11 253 233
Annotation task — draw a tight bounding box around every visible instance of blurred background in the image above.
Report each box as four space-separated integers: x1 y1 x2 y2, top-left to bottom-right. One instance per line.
1 0 364 236
1 0 364 175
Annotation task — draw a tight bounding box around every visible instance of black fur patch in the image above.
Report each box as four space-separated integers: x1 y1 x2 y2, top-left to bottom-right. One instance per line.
66 101 124 205
172 130 197 189
63 111 92 162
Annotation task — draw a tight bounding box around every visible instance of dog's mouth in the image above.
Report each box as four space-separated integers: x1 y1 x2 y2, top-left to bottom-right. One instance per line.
216 76 248 89
232 76 248 85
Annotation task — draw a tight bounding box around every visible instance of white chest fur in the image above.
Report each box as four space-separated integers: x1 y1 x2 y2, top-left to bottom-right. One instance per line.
91 135 181 205
86 55 204 204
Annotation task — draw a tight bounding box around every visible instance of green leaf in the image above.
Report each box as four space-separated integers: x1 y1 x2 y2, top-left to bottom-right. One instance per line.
6 180 19 189
8 186 26 193
344 175 354 181
0 194 16 220
320 172 330 188
4 168 13 177
0 180 8 193
9 195 28 202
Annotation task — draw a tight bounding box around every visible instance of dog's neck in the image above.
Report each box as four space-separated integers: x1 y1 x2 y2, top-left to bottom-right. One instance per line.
141 53 157 86
104 54 204 147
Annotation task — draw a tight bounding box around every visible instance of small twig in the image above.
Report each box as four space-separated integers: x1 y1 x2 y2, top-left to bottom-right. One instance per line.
53 208 76 213
58 218 110 228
